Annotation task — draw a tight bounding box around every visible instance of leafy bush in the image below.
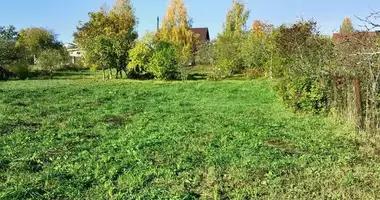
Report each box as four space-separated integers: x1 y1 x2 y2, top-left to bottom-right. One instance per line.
244 68 265 79
279 77 328 114
37 49 65 78
147 41 178 80
215 34 244 77
273 20 333 114
60 57 89 71
0 67 16 80
128 33 154 78
6 61 31 80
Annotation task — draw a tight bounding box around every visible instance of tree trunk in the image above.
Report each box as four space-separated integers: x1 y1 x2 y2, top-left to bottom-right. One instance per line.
122 65 128 77
270 53 273 79
102 66 106 81
109 68 113 80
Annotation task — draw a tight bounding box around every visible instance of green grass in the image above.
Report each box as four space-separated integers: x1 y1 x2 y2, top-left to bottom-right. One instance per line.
1 77 380 199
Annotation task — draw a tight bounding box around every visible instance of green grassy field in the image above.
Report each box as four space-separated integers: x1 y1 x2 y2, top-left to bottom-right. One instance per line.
1 77 380 199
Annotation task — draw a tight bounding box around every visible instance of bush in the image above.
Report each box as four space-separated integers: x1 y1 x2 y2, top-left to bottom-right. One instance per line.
0 67 16 80
273 20 333 114
244 68 265 79
61 57 88 71
215 34 244 76
37 49 65 78
147 41 178 80
279 77 328 114
128 33 154 78
6 61 31 80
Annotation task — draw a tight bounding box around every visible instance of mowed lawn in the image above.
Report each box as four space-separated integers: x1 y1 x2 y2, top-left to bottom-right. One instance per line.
1 79 380 199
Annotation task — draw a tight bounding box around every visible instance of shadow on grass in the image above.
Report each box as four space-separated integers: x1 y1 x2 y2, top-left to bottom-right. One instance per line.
187 73 208 81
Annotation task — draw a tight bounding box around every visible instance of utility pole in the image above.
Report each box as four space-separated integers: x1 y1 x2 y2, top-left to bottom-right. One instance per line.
157 17 160 31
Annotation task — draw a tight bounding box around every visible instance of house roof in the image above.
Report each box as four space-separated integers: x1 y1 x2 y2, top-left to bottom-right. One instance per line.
333 32 379 43
190 28 210 42
64 43 78 49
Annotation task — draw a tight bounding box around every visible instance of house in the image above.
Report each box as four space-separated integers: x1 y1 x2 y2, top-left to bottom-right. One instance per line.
332 32 380 55
189 28 210 65
332 31 379 44
64 43 83 64
190 27 210 43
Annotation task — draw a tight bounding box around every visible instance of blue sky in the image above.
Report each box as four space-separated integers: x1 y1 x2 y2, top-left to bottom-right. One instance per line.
0 0 379 43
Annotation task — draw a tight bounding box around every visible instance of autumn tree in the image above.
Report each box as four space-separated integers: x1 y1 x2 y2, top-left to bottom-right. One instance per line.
109 0 138 78
223 0 250 35
339 17 355 34
215 0 250 76
74 0 138 80
241 20 276 78
16 27 61 64
158 0 196 73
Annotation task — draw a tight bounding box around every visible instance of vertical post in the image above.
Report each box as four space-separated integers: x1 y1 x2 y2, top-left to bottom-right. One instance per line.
157 17 160 31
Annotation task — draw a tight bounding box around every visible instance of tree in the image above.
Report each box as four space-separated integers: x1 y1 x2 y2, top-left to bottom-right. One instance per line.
128 32 155 78
196 41 219 80
0 26 19 68
74 0 138 80
147 41 178 79
158 0 196 77
242 21 275 72
0 25 23 80
0 25 17 41
109 0 138 78
223 0 250 35
215 34 242 76
215 0 250 76
16 27 60 63
158 0 194 47
37 49 65 78
339 17 355 34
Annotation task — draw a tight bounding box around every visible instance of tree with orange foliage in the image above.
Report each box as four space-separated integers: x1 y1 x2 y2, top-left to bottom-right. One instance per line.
252 20 273 37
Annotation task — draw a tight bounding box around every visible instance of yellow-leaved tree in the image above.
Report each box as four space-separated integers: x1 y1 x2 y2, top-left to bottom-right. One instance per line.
339 17 355 34
158 0 197 69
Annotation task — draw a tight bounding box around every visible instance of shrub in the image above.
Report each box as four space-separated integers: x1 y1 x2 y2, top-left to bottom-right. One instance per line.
6 61 31 80
279 77 328 114
215 34 244 77
37 49 65 78
0 67 16 80
273 20 333 114
244 68 265 79
147 41 178 80
128 33 154 78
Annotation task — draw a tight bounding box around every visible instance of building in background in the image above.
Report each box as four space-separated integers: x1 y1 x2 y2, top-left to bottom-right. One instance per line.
64 43 83 64
190 27 210 43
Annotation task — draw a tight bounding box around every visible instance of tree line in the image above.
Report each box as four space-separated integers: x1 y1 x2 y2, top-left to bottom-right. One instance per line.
0 0 378 134
0 26 68 79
